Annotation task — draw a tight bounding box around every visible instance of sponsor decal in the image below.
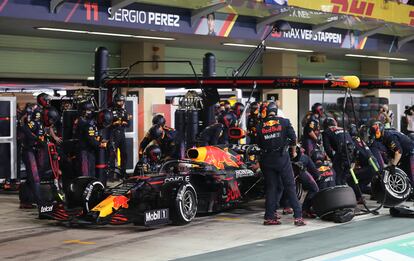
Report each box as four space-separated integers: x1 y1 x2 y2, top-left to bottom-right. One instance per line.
144 208 169 226
108 8 180 27
264 133 281 140
262 125 282 134
40 205 53 213
226 181 241 202
164 176 190 183
234 169 255 178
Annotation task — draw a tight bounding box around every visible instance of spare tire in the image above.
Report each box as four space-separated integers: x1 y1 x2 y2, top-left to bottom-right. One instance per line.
371 167 412 207
66 176 105 212
312 185 357 218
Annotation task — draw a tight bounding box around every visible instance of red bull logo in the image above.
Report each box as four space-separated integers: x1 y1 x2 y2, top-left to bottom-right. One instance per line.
113 195 129 209
188 146 241 170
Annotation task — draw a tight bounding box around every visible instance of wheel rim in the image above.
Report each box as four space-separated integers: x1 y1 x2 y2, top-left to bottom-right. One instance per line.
182 190 196 220
388 172 407 195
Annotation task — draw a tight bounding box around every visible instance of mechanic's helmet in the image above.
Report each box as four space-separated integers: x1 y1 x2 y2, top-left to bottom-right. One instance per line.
37 93 51 107
152 114 166 127
220 111 237 128
311 149 326 164
222 100 231 112
348 123 358 137
97 109 113 129
43 107 60 126
323 117 337 130
259 101 269 118
114 94 126 108
80 101 95 118
266 101 278 117
250 102 259 116
25 103 36 115
369 121 384 140
311 103 324 116
145 145 162 163
149 125 165 141
233 102 245 118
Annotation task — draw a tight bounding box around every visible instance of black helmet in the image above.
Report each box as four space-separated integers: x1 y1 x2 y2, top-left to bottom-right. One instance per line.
114 94 126 108
323 117 337 130
311 149 326 163
233 102 245 118
349 123 358 137
152 114 166 126
250 102 259 116
220 111 237 128
145 145 162 163
97 109 113 129
369 121 384 140
311 103 324 116
80 101 94 118
37 93 51 107
149 125 164 140
266 101 278 116
43 107 60 126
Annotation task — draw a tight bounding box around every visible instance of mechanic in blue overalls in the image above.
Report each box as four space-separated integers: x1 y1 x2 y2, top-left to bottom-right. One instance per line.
349 124 380 202
369 122 414 188
78 101 107 177
109 94 130 179
290 146 320 218
20 108 46 208
302 103 324 156
247 101 260 144
322 117 355 185
256 101 305 226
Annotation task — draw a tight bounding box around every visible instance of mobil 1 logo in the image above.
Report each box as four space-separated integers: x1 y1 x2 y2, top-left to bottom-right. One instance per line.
144 208 170 226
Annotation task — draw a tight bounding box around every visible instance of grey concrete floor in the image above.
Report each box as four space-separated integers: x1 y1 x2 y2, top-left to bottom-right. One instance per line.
0 192 411 261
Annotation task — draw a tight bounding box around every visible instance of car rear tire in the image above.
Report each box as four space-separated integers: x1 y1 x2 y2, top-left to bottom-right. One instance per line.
312 185 357 218
170 183 198 225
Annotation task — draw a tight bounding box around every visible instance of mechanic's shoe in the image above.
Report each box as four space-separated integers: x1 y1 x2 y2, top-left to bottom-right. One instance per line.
274 211 282 219
294 218 306 226
19 203 37 209
303 210 317 219
263 219 282 225
282 208 293 215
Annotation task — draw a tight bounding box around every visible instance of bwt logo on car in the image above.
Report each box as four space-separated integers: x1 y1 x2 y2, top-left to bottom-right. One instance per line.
40 205 53 213
146 209 168 221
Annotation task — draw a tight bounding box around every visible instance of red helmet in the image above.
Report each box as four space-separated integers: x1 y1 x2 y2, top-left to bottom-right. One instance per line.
37 93 51 107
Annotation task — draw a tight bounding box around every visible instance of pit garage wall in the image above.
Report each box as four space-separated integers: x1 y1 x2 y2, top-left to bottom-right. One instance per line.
0 34 121 79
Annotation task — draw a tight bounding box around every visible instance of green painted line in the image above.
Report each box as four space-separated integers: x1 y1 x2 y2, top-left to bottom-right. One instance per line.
328 235 414 260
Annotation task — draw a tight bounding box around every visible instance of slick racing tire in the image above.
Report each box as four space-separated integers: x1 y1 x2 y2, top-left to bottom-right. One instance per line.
312 185 357 218
371 167 412 207
170 183 198 225
66 176 105 212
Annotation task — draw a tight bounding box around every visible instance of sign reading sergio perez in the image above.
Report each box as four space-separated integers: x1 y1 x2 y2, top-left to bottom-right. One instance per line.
108 8 180 27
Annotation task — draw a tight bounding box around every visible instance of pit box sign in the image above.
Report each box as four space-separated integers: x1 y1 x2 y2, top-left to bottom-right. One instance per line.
144 208 170 226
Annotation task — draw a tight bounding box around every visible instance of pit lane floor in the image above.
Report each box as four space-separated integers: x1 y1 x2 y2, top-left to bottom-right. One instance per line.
0 192 413 261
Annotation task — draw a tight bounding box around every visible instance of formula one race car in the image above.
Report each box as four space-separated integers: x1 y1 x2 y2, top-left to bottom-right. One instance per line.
39 145 264 226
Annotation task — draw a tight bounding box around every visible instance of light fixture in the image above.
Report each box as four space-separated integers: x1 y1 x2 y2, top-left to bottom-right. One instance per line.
345 54 407 61
222 43 314 53
35 27 176 41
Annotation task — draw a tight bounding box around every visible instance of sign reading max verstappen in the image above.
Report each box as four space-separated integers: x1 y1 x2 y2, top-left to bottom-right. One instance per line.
107 8 180 27
272 28 342 44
